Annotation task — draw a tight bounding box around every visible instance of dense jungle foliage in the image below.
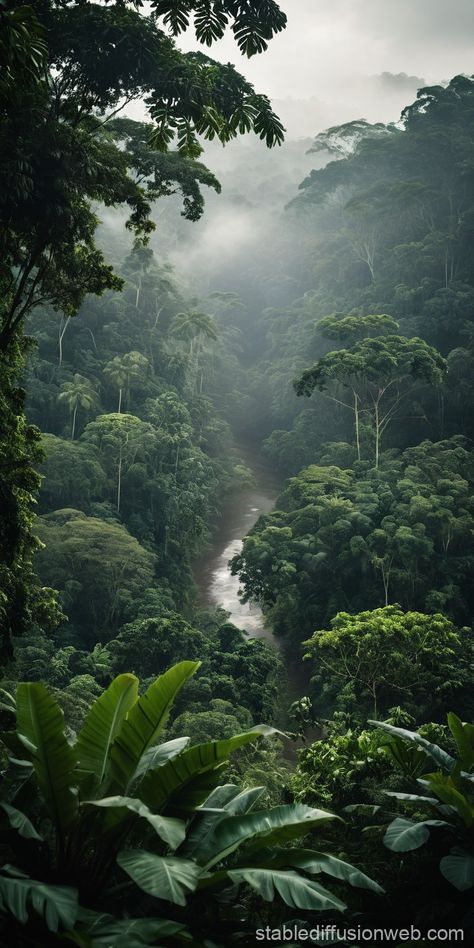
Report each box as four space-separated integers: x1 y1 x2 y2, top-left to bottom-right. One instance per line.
1 0 474 944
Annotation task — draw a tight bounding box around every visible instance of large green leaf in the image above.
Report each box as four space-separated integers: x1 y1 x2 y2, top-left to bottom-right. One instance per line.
75 674 138 789
140 726 276 815
132 737 190 783
372 721 454 772
224 786 265 816
273 849 383 893
182 785 265 860
200 784 242 810
383 817 447 852
0 687 16 714
165 763 230 816
117 849 202 906
16 683 77 833
344 804 381 816
0 866 78 932
84 796 185 849
425 772 474 825
181 785 242 857
228 868 346 911
0 802 42 841
384 791 441 806
440 851 474 891
77 908 186 946
195 803 338 869
108 662 200 792
447 713 474 771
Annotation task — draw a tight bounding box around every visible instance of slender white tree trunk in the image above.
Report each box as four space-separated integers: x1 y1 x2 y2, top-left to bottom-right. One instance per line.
117 444 122 512
58 314 71 366
374 396 381 469
353 390 360 461
71 400 78 440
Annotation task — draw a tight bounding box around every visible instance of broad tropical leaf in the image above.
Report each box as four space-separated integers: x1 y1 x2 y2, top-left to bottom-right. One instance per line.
424 773 474 825
75 674 138 788
224 786 266 816
117 850 202 906
275 849 383 893
447 713 474 771
440 851 474 891
181 785 241 856
200 784 242 810
132 737 190 783
182 785 265 858
0 802 42 840
228 868 346 911
85 796 185 849
77 908 186 946
384 792 441 805
140 726 277 815
196 803 338 869
15 683 77 833
165 763 230 815
372 720 455 772
0 867 78 932
108 662 200 791
383 817 447 852
0 688 16 714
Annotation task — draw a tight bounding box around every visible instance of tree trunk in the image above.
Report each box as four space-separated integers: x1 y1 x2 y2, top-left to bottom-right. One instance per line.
118 388 122 414
373 685 378 719
117 444 122 513
58 314 71 366
353 390 361 461
374 397 380 469
71 401 78 440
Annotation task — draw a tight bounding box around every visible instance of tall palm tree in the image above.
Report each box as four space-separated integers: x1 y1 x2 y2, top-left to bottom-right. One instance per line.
170 311 218 353
57 374 97 439
104 351 149 412
169 312 218 391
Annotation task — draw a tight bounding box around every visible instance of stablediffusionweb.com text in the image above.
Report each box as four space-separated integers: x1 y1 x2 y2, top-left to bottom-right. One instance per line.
255 923 464 942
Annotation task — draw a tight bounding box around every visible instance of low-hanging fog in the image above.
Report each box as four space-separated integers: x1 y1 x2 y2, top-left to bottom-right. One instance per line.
104 0 474 300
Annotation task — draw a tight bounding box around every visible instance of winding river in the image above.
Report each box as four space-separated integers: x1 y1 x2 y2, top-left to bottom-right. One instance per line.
194 489 276 645
194 471 279 643
194 448 311 710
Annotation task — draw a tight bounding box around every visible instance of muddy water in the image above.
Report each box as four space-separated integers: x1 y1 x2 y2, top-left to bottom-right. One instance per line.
194 484 278 642
194 450 311 712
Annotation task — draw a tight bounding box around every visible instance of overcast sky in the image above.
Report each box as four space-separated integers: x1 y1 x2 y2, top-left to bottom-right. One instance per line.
175 0 474 134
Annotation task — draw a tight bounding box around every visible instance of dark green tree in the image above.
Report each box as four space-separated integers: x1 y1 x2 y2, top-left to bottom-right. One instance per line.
294 335 446 466
304 606 474 722
0 0 286 351
35 509 156 642
232 438 474 646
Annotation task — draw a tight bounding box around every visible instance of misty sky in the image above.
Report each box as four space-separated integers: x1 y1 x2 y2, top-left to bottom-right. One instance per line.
122 0 474 283
176 0 474 134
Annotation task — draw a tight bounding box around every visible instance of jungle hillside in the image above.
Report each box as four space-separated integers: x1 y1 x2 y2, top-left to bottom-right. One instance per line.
1 2 474 945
